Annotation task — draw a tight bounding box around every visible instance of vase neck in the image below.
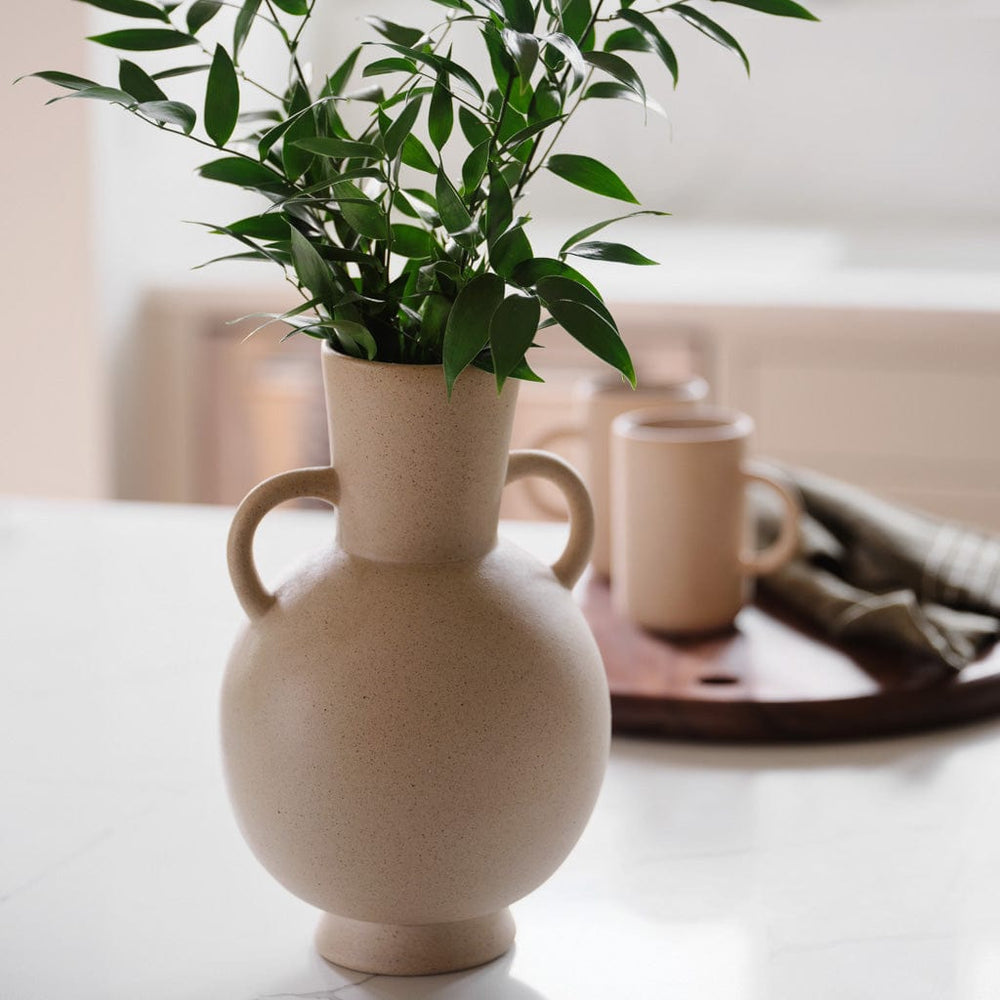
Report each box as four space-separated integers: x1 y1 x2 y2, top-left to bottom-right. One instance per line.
323 348 519 564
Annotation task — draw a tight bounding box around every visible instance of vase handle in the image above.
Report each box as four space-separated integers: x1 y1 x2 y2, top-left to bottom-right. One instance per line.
505 450 594 590
227 466 339 621
522 424 584 522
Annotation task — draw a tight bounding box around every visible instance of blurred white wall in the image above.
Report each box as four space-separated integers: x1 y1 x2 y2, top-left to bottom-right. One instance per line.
86 0 1000 368
88 0 1000 318
5 0 998 497
1 0 109 498
313 0 1000 234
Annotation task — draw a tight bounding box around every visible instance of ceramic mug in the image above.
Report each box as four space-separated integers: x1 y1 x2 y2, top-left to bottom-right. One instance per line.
611 407 800 635
527 374 710 577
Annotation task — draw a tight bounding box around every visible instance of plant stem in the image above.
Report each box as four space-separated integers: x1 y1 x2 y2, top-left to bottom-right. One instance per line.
127 104 272 166
514 0 606 197
291 1 317 48
162 3 286 102
264 0 311 95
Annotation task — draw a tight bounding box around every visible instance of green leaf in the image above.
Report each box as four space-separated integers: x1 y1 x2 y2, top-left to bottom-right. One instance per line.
543 33 586 91
14 70 98 92
327 320 378 360
546 154 639 203
88 29 198 51
473 353 544 383
618 8 679 87
257 115 293 160
502 29 540 81
332 181 388 240
560 0 596 48
546 299 635 384
486 164 513 245
436 170 473 238
382 96 424 158
535 273 617 329
271 0 310 13
76 0 169 20
428 0 473 10
490 294 541 390
459 106 491 148
363 57 417 78
500 115 562 152
225 213 294 241
137 99 196 133
583 82 666 117
418 291 452 352
293 137 383 159
205 44 240 146
192 220 290 268
290 226 339 308
444 273 505 394
194 250 276 269
282 85 316 181
604 27 650 54
118 59 167 102
234 0 262 61
365 16 425 47
559 209 669 255
510 257 601 299
375 44 484 102
429 70 453 151
501 0 535 32
199 156 287 190
470 0 506 18
529 78 562 122
187 0 222 33
152 63 210 80
462 140 490 193
583 51 646 106
46 85 137 108
712 0 818 19
401 134 438 174
490 226 532 279
672 4 750 75
325 46 362 96
565 241 658 265
391 224 435 259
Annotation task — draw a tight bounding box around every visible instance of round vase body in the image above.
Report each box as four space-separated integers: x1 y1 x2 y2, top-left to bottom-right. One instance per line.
221 347 610 975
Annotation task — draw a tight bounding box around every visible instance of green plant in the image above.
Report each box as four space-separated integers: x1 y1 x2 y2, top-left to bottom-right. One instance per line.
22 0 816 393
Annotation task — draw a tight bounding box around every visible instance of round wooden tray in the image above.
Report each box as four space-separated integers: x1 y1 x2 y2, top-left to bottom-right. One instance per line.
581 577 1000 742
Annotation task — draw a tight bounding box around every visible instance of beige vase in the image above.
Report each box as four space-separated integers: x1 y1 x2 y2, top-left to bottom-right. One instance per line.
221 345 610 976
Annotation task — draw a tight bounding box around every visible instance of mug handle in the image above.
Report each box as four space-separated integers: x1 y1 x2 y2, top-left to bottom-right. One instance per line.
227 466 339 620
506 450 594 589
738 464 800 577
522 425 584 521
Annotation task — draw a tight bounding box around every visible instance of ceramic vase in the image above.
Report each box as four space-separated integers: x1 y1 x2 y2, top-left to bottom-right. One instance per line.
221 344 610 976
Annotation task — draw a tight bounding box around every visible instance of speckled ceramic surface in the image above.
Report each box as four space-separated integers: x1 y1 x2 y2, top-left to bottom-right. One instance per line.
222 346 610 976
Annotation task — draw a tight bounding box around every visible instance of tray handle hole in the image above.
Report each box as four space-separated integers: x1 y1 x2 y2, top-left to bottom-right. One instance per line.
700 674 739 686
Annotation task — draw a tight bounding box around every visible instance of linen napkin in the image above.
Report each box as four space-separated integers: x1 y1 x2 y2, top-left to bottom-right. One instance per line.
754 466 1000 670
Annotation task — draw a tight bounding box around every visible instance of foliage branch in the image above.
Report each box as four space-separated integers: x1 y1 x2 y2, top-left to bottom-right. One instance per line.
22 0 817 393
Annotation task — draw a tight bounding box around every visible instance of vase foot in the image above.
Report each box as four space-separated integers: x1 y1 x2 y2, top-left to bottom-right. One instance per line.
315 908 516 976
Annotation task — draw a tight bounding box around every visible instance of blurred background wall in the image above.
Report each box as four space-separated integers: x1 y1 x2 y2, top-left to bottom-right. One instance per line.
1 2 109 497
3 0 999 501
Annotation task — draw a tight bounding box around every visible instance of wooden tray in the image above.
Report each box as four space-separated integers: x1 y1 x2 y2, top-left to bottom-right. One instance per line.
581 577 1000 742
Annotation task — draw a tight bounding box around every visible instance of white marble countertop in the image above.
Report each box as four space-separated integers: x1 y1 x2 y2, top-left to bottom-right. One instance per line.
2 498 1000 1000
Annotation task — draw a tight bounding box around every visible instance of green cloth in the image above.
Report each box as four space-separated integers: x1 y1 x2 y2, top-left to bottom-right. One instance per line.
754 466 1000 670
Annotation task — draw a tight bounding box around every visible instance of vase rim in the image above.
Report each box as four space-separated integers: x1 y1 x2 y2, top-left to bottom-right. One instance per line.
322 341 441 373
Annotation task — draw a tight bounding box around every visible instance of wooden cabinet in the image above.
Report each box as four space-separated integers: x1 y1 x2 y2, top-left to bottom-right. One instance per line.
121 288 1000 532
657 302 1000 531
